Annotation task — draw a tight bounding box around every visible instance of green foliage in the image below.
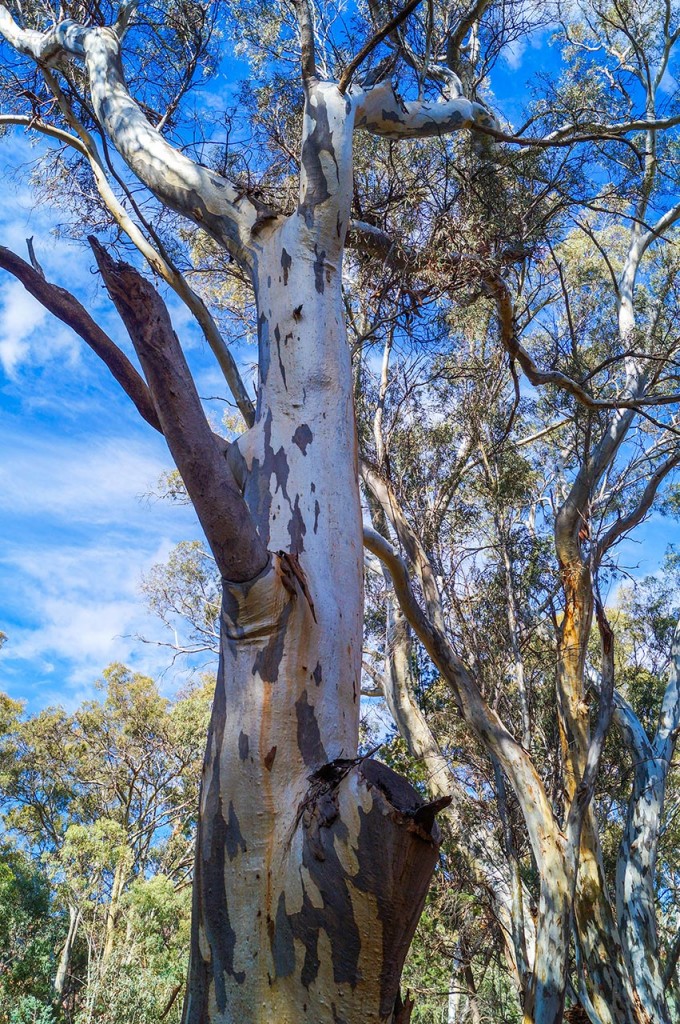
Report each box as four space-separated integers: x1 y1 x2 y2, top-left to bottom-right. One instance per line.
8 998 56 1024
0 847 61 1023
0 666 210 1022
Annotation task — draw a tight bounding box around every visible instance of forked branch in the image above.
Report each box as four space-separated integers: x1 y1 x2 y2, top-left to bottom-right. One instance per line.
90 238 268 582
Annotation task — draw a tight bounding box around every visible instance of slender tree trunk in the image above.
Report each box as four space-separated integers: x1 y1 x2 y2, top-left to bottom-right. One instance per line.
612 627 680 1024
54 904 81 1000
102 855 127 967
522 855 572 1024
381 591 533 1001
556 562 652 1024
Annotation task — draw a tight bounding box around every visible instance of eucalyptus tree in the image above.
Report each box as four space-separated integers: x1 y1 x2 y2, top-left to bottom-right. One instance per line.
1 1 680 1023
0 2 494 1021
0 665 209 1012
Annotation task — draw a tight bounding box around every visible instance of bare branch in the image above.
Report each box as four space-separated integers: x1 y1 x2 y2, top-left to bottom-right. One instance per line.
487 275 680 413
338 0 425 95
0 6 280 270
90 238 268 582
596 451 680 560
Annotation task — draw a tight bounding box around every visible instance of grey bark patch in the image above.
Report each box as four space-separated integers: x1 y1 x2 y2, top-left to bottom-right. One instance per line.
299 94 339 227
314 500 320 534
225 801 247 861
186 669 245 1021
382 109 402 123
291 781 361 988
281 247 292 285
238 731 249 760
258 311 270 387
245 410 293 541
288 494 306 553
293 424 313 455
312 661 322 686
271 892 297 979
296 689 327 768
274 324 287 389
313 245 327 294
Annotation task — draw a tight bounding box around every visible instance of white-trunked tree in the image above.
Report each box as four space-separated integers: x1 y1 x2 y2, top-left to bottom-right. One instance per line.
0 2 500 1022
2 2 680 1024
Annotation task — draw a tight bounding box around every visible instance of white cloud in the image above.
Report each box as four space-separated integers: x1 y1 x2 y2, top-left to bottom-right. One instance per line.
0 279 50 375
658 66 678 96
0 432 175 523
0 533 201 709
503 38 528 70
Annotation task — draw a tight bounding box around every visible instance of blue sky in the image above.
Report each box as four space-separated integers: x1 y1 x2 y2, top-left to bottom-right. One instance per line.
0 151 222 711
0 11 676 715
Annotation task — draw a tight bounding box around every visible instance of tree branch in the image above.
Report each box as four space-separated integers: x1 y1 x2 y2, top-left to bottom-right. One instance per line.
354 77 493 138
338 0 425 95
37 68 255 426
363 525 560 866
596 450 680 560
0 6 280 270
90 238 268 582
292 0 317 82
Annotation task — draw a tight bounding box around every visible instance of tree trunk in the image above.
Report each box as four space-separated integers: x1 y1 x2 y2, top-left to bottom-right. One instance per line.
556 563 653 1024
181 85 444 1024
102 855 128 967
523 858 572 1024
54 903 81 1000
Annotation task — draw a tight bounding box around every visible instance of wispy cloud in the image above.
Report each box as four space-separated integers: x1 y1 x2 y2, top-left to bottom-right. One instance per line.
0 430 173 523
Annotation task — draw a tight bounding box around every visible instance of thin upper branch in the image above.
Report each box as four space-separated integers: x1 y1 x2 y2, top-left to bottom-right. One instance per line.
338 0 425 94
0 6 280 270
595 450 680 560
361 459 446 634
487 275 679 413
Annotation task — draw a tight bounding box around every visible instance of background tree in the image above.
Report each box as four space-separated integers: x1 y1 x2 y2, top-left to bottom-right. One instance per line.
0 667 210 1021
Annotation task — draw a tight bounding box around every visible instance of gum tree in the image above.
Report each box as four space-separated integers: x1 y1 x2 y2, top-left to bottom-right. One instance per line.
1 1 680 1023
0 2 498 1021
